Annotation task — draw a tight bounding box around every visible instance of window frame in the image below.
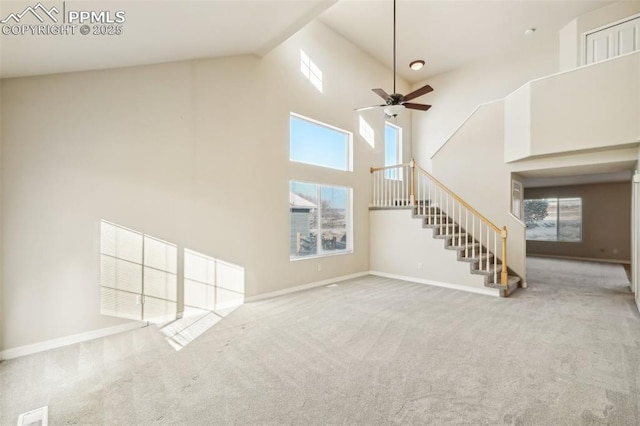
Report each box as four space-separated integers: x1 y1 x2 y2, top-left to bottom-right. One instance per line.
384 122 403 180
289 180 353 261
524 197 583 243
511 179 523 220
289 112 353 172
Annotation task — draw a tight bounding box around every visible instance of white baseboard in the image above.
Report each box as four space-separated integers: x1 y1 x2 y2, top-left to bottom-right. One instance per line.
369 270 499 297
0 321 145 361
245 271 370 303
527 254 631 265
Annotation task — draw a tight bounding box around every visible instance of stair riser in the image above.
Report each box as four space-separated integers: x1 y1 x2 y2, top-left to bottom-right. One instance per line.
433 226 461 236
437 234 474 243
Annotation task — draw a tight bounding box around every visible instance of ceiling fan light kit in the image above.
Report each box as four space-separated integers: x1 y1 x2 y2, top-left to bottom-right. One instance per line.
384 104 405 117
355 0 433 118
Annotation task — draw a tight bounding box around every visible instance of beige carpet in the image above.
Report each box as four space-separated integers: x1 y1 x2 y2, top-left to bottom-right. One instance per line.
1 258 639 424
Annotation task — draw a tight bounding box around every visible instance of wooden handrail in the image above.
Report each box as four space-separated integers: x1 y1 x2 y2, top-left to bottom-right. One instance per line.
370 162 410 173
369 159 510 289
414 163 502 233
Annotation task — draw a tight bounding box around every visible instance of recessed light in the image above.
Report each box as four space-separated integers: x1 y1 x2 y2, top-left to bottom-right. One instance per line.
409 60 425 71
525 28 536 36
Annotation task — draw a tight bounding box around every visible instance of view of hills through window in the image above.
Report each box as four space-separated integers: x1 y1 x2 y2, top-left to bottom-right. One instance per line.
290 181 351 259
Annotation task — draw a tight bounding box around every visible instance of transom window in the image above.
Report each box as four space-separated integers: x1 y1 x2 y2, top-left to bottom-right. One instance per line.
289 113 352 171
290 181 352 260
524 198 582 242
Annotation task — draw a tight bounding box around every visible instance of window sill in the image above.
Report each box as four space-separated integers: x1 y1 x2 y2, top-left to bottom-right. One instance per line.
290 250 353 262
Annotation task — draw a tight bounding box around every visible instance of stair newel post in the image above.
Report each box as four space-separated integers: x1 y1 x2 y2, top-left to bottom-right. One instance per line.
501 226 508 287
409 159 416 206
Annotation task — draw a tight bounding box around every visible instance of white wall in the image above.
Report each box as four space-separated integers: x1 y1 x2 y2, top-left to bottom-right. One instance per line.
530 52 640 158
559 18 579 72
0 75 3 351
412 33 558 170
635 148 640 303
369 209 498 296
504 84 531 162
0 20 411 351
431 102 527 282
559 1 640 71
506 51 640 162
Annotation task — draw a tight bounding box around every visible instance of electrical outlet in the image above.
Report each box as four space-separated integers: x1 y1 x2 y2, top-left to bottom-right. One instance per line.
417 262 423 270
317 264 322 272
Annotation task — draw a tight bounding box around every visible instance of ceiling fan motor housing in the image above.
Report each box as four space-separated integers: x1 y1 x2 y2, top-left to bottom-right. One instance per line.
387 93 404 105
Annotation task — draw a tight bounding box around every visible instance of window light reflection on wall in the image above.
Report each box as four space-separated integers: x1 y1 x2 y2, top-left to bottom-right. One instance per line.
300 50 323 93
359 115 375 147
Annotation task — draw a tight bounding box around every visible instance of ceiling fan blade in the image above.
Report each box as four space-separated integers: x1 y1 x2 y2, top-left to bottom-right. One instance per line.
354 104 385 112
402 84 434 102
372 88 390 100
403 103 432 111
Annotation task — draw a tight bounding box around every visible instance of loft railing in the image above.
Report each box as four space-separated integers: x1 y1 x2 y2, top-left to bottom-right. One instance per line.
370 159 508 288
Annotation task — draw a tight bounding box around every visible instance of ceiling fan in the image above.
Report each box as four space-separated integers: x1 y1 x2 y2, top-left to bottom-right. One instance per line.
356 0 433 118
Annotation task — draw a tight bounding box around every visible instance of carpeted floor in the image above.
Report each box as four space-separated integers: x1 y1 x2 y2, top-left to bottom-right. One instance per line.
1 257 639 425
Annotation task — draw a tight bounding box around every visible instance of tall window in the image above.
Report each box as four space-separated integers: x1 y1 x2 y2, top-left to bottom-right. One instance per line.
290 113 352 171
524 198 582 242
384 123 402 179
290 181 352 259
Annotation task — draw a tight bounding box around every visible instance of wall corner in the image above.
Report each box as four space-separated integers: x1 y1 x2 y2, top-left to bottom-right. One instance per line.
559 18 579 72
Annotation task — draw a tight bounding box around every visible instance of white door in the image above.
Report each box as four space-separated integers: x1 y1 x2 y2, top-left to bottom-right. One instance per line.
585 15 640 65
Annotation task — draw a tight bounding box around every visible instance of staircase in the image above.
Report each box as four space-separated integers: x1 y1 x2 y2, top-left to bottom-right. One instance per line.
370 160 522 297
413 202 521 297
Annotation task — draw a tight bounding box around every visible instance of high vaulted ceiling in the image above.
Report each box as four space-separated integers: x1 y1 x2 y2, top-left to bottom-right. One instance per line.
320 0 614 83
0 0 337 78
0 0 618 79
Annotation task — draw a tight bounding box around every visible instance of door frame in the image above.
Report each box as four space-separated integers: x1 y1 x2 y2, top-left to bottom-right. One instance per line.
633 171 640 311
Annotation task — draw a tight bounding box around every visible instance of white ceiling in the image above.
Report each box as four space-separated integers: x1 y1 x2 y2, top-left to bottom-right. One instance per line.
0 0 617 80
0 0 336 78
320 0 614 83
519 162 637 188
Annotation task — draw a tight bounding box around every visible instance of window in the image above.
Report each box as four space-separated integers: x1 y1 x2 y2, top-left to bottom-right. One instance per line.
290 181 352 259
100 221 177 323
511 179 523 220
384 123 402 179
524 198 582 242
300 50 323 92
289 113 352 171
